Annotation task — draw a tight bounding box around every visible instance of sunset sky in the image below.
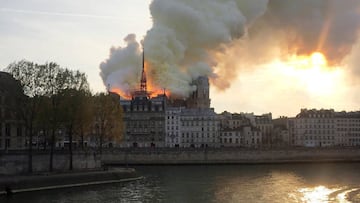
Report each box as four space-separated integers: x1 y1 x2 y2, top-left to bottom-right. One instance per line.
1 0 360 117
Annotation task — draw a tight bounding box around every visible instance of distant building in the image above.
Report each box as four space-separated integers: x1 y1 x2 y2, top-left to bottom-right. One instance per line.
119 49 221 149
219 128 243 147
219 112 252 129
165 107 183 147
292 109 336 147
121 74 218 148
335 111 360 146
180 108 219 148
240 113 274 146
0 71 26 150
254 113 273 146
219 112 262 148
244 126 262 148
186 76 210 109
272 117 291 147
120 52 167 148
121 93 166 148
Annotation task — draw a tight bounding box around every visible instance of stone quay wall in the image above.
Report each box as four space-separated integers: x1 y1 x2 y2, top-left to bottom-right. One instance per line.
101 148 360 165
0 151 101 175
1 148 360 174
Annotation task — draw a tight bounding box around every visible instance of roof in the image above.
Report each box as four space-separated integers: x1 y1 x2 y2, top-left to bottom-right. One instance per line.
0 71 23 94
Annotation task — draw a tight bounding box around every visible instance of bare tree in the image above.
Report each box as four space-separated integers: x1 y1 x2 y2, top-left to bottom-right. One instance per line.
93 93 124 154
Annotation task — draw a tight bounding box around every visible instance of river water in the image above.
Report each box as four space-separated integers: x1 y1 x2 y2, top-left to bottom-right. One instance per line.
2 163 360 203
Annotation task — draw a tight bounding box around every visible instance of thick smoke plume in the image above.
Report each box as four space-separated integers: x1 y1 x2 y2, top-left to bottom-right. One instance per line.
100 34 141 95
247 0 360 65
100 0 360 98
100 0 268 97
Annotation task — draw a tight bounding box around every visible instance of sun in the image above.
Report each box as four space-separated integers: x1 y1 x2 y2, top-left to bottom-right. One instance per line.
273 52 343 96
310 52 327 67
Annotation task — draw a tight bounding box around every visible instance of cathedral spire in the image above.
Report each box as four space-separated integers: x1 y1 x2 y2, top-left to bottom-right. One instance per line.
140 48 147 92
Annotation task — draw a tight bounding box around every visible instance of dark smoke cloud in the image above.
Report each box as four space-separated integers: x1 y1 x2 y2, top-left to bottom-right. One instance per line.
249 0 360 65
100 0 360 97
100 0 268 97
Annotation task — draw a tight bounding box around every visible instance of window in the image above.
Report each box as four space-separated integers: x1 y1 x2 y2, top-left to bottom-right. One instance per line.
5 124 10 137
5 139 10 148
17 126 22 137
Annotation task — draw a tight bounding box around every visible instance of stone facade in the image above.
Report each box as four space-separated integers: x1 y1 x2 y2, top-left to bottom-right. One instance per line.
293 109 336 147
220 128 243 147
219 112 262 148
186 76 210 109
180 108 219 148
121 73 218 148
272 117 291 147
121 92 166 148
335 111 360 147
290 109 360 147
165 107 183 147
0 72 26 150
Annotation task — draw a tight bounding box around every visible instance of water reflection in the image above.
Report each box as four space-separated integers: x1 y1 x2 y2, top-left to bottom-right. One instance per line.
299 186 338 203
2 163 360 203
296 185 360 203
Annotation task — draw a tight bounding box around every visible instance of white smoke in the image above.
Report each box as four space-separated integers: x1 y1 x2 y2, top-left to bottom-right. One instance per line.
99 34 141 95
100 0 360 98
100 0 268 97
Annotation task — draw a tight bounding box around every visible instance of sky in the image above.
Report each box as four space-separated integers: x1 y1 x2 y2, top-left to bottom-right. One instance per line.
0 0 151 93
1 0 360 118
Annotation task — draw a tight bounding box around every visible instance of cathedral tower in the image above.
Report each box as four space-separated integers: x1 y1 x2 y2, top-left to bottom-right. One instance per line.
186 76 211 109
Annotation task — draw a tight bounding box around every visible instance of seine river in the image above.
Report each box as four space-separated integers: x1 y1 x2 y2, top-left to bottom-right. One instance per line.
2 163 360 203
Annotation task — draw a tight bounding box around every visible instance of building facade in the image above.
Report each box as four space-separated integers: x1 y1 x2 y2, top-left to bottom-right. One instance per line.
219 112 262 148
334 111 360 147
0 72 26 150
186 76 211 109
121 93 166 148
180 108 219 148
165 107 183 147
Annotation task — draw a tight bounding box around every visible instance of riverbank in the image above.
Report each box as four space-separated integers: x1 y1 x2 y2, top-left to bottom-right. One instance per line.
1 148 360 173
0 151 101 175
102 147 360 165
0 168 141 196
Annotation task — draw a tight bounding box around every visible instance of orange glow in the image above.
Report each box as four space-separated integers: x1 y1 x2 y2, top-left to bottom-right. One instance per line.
271 51 343 96
111 60 171 99
144 60 171 97
110 87 132 99
286 52 327 69
310 52 327 67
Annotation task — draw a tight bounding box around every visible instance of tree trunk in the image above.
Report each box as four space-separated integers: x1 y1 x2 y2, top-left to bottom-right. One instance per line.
80 128 84 150
99 133 103 155
49 128 55 172
27 126 33 174
99 125 104 155
69 126 73 171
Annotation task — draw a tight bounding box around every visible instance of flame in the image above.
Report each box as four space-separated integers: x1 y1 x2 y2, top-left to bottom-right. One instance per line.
145 61 171 98
110 87 132 100
110 60 171 99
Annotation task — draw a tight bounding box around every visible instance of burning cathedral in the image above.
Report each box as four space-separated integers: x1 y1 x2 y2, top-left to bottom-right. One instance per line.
120 52 219 148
